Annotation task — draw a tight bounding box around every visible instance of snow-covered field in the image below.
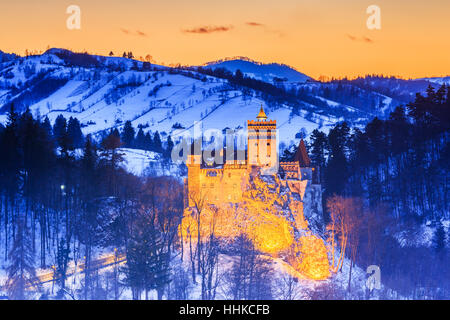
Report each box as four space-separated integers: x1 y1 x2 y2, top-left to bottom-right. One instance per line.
119 148 176 177
0 49 406 147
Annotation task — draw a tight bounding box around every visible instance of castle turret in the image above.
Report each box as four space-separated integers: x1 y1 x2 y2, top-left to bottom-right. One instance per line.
256 105 268 120
294 139 311 167
294 139 313 181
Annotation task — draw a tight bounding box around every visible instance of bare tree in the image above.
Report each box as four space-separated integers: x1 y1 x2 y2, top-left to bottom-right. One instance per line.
275 273 301 300
326 195 363 276
168 259 193 300
224 235 274 300
198 205 220 300
184 189 208 284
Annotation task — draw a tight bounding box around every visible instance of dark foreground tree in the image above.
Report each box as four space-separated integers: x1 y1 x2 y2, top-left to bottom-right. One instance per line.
122 210 171 300
5 218 41 299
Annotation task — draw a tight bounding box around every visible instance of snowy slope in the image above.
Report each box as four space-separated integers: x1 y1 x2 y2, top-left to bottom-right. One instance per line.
420 76 450 85
0 50 331 145
0 49 440 146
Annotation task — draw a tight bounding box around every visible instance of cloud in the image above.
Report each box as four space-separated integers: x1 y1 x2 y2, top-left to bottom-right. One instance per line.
182 25 233 34
136 30 147 37
347 34 374 44
121 28 148 37
245 22 283 37
246 22 264 27
346 34 357 41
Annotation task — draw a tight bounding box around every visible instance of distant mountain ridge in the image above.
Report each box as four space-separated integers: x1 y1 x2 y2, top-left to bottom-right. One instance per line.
203 57 311 83
420 76 450 85
0 50 18 63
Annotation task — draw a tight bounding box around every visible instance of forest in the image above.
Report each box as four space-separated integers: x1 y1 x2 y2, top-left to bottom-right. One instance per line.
0 106 183 299
291 84 449 298
0 83 448 300
0 104 280 300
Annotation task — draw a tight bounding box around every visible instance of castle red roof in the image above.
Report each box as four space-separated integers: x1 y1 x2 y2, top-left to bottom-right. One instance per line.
294 139 311 167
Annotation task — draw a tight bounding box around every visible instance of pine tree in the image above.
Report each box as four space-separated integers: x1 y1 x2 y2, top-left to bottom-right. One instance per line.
121 120 136 148
433 221 446 253
5 218 41 299
144 132 153 151
6 103 19 129
111 128 121 139
55 238 70 291
165 135 174 159
100 132 124 196
280 145 295 162
324 122 350 197
0 104 22 260
67 117 84 148
41 116 53 140
135 128 146 149
53 114 67 145
309 129 328 168
122 212 171 300
100 132 123 169
79 135 100 299
81 135 98 176
153 131 162 153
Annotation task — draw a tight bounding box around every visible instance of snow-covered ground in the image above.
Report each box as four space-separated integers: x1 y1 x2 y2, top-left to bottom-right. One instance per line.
420 76 450 85
204 57 310 83
394 219 450 248
0 245 376 300
0 49 406 147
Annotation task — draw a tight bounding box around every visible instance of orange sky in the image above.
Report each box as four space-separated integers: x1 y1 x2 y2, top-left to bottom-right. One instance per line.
1 0 449 79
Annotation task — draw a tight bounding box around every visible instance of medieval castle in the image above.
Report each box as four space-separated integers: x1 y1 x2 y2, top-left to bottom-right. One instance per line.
185 106 317 208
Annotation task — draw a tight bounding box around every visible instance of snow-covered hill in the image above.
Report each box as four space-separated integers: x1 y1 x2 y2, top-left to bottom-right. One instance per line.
420 76 450 85
0 49 442 146
204 57 310 83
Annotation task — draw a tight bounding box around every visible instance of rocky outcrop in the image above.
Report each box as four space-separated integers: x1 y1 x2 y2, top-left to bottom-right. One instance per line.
180 170 330 280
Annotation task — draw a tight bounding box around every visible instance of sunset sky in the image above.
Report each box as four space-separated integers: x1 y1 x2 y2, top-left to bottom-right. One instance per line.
1 0 449 79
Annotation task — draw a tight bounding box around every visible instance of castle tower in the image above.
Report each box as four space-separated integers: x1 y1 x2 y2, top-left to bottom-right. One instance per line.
186 142 202 206
247 105 278 174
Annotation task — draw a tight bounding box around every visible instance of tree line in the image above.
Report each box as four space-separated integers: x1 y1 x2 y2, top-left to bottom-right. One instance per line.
0 105 183 299
298 84 449 298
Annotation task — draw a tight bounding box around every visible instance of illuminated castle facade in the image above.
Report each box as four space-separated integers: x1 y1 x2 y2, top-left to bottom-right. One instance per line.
185 106 314 207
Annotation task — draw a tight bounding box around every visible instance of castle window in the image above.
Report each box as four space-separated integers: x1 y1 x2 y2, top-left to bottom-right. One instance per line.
228 173 231 178
210 183 214 188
